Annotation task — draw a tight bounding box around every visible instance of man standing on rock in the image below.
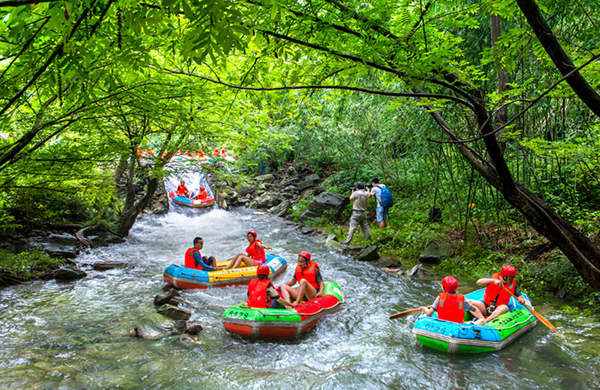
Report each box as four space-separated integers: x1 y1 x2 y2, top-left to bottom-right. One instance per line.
341 182 371 245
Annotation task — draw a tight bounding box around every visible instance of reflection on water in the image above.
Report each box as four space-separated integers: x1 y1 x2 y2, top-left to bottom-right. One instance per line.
1 208 599 389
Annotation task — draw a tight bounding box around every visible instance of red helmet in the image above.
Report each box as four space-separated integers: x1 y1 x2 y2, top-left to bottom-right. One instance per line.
180 180 185 184
501 265 517 277
247 231 257 238
257 264 270 276
441 276 458 293
200 186 205 191
298 251 311 262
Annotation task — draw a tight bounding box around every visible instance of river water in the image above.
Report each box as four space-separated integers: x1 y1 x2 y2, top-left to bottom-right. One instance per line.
1 208 599 389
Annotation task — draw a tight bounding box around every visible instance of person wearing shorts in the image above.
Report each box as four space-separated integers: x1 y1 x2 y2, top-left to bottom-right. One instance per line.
225 231 272 269
278 252 324 306
369 177 390 228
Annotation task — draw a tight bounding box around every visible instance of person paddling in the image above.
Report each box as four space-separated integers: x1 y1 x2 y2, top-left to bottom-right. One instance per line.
247 265 293 309
468 265 526 324
278 252 324 307
225 231 272 269
184 237 222 271
421 276 486 324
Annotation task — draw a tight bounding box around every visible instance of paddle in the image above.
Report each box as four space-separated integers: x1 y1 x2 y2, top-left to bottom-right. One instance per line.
501 285 556 332
389 306 431 320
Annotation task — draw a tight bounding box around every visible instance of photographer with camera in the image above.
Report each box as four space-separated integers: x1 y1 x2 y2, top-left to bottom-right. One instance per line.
340 182 371 245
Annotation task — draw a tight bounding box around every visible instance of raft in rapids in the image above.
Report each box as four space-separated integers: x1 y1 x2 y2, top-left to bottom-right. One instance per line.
222 281 344 339
412 289 537 353
163 254 287 289
169 192 215 208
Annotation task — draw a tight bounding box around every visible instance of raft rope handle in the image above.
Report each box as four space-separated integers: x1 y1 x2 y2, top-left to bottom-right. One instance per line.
248 298 342 317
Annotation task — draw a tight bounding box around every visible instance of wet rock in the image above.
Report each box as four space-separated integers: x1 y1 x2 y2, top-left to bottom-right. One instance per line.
299 188 316 200
172 320 203 335
92 262 126 271
313 186 327 196
54 266 87 281
237 185 257 196
130 313 174 339
154 289 181 306
168 296 186 306
255 174 275 183
27 235 79 259
419 242 454 265
353 245 380 261
296 174 320 192
269 199 292 217
300 191 349 221
301 226 316 235
157 304 191 320
325 235 343 252
256 192 284 209
342 245 363 257
372 257 402 268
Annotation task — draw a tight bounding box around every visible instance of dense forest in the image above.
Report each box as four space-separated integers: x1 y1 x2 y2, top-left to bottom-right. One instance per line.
1 0 600 308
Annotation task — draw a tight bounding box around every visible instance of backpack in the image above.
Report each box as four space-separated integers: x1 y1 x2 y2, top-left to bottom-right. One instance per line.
377 185 394 208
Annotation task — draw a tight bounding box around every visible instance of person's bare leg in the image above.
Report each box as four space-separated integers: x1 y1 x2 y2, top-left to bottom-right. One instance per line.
299 279 318 301
485 305 509 322
468 300 487 316
281 285 300 303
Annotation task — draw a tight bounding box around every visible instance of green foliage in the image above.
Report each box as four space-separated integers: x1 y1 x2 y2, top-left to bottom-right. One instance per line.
289 198 311 222
0 250 63 280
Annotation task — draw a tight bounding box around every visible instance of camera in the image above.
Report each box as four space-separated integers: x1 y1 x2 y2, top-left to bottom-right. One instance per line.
366 183 373 189
349 186 356 191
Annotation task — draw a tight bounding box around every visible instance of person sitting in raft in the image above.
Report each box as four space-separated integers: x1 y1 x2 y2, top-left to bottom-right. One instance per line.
247 265 294 309
468 265 526 325
212 149 220 157
194 186 208 200
224 231 272 269
221 149 227 157
278 252 324 307
177 180 191 198
420 276 486 324
184 237 222 271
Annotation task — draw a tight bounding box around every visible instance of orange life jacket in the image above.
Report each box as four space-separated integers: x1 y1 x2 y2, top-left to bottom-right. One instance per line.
246 239 266 263
437 293 465 323
294 261 321 290
483 273 516 307
177 185 188 196
212 149 219 156
197 190 207 200
184 248 201 269
247 278 278 308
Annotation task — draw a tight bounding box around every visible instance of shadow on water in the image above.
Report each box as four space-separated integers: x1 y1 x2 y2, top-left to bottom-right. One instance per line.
1 207 599 389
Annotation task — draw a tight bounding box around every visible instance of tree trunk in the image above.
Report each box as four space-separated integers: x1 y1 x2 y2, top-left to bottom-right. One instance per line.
490 13 508 154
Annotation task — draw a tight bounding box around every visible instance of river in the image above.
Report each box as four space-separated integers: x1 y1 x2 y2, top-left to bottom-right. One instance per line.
1 207 599 389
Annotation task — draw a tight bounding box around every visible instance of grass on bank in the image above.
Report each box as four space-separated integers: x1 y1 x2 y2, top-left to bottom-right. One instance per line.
0 250 63 282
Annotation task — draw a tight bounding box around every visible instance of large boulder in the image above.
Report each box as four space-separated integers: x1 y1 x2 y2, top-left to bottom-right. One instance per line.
300 191 349 221
256 192 285 209
269 199 292 217
418 242 454 265
237 185 257 196
255 174 275 183
353 245 380 261
296 174 320 192
54 266 87 281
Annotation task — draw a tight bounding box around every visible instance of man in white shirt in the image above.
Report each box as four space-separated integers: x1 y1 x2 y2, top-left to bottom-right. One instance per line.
369 177 389 228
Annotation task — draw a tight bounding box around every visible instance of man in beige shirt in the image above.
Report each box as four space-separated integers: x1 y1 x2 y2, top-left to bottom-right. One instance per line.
341 182 371 245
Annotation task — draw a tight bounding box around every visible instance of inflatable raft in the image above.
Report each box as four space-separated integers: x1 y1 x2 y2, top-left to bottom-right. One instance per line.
163 254 287 289
169 192 215 208
222 281 344 339
412 289 537 353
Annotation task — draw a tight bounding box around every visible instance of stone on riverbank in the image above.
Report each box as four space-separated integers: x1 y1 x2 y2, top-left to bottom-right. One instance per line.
54 266 87 281
172 320 204 335
418 242 454 265
157 304 191 320
353 245 380 261
27 234 79 259
269 199 291 217
91 262 126 271
154 289 181 306
300 191 349 221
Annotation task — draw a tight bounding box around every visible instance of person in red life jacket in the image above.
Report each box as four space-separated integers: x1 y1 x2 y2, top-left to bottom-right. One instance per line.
278 252 325 307
221 149 227 157
212 149 220 157
176 180 191 198
468 265 526 324
247 265 294 309
224 231 272 269
194 186 208 200
198 149 206 158
421 276 486 324
184 237 222 271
